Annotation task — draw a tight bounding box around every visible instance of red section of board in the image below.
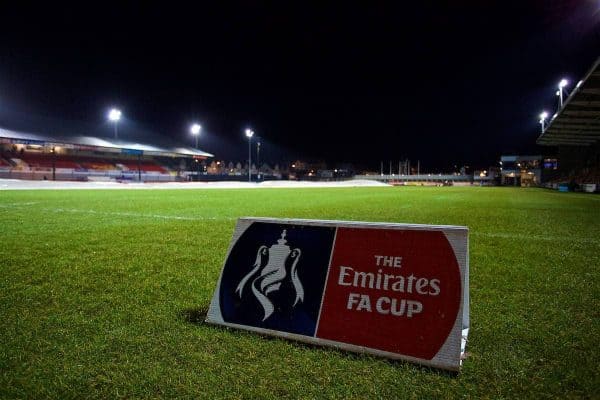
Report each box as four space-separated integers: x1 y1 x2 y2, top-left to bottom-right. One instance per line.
316 227 461 360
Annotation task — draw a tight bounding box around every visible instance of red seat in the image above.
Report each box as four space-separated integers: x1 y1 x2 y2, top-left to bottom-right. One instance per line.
19 152 168 173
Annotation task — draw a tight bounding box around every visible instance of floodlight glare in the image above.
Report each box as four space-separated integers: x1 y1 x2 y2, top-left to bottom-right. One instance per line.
539 111 549 132
190 123 202 148
190 123 201 135
107 108 122 139
245 128 255 182
558 79 568 89
108 108 122 122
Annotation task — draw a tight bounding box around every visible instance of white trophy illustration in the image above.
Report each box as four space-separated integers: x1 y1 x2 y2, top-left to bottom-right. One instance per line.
235 229 303 321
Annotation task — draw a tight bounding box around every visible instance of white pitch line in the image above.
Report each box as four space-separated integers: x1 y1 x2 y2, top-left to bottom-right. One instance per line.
472 231 598 245
1 203 596 243
45 207 236 221
0 202 40 207
0 203 234 221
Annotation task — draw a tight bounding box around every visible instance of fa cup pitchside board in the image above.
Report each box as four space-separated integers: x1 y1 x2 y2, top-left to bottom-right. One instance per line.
206 218 469 371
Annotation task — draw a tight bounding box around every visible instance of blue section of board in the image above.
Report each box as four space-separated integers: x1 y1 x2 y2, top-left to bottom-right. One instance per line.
219 222 335 337
121 148 143 155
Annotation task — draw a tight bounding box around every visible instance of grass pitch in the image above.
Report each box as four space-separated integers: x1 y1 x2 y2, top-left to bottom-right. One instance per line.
0 186 598 399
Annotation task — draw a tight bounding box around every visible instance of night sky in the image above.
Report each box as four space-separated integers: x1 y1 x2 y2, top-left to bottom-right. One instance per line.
0 2 598 171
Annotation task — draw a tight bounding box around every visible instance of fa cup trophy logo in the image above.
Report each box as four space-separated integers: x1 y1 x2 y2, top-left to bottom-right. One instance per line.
235 229 303 321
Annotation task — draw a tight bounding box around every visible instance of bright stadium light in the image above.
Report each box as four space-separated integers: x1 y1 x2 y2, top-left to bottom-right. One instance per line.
190 123 201 135
558 79 568 88
539 111 549 132
190 123 201 148
557 78 569 108
107 108 122 139
108 108 121 121
245 128 254 182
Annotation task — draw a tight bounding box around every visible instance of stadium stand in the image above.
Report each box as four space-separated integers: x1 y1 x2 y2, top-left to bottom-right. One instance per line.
14 151 171 173
0 125 212 181
537 57 600 191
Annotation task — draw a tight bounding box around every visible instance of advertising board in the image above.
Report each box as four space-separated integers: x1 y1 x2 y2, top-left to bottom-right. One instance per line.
206 218 469 371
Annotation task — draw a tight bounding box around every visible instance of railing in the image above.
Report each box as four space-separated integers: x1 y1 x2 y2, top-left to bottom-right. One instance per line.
355 174 473 182
0 168 284 183
0 169 178 182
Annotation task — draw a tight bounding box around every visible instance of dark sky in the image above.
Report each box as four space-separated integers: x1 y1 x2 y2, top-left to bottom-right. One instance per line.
0 1 598 171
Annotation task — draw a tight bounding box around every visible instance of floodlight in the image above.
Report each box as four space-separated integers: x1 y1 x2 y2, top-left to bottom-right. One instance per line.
558 79 568 89
557 79 568 108
107 108 122 139
190 123 201 135
539 111 549 132
245 128 255 182
190 123 202 148
108 108 122 122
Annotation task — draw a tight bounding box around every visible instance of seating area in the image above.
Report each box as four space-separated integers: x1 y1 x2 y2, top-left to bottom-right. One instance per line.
567 167 600 185
20 153 81 169
118 161 168 173
79 158 116 171
12 152 170 173
545 166 600 191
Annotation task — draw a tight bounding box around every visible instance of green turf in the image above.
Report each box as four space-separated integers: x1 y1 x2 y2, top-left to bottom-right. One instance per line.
0 186 598 399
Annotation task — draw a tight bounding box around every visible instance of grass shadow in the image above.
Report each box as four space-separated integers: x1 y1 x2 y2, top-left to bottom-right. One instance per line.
269 336 459 377
180 305 210 325
182 306 458 376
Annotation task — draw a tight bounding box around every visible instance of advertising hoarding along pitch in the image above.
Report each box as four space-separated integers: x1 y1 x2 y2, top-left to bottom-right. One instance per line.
206 218 469 371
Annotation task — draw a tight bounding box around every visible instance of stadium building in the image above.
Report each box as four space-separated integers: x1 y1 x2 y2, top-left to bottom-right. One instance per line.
499 155 543 187
537 56 600 192
0 126 213 182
